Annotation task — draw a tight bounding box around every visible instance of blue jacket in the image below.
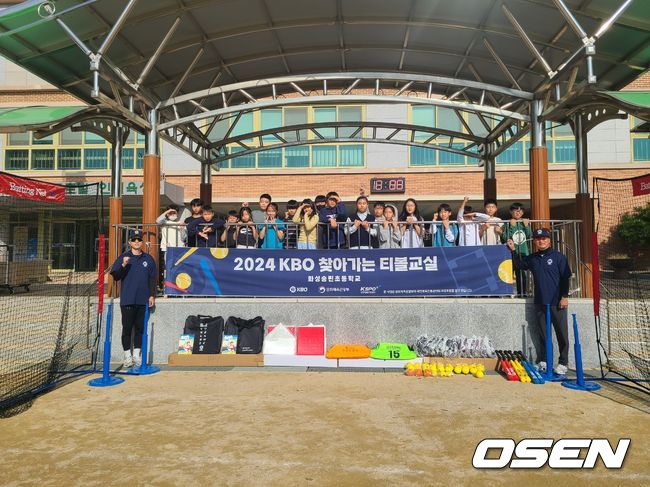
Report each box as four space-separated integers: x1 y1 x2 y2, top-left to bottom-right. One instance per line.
513 248 571 305
319 203 348 249
110 251 157 306
187 217 225 247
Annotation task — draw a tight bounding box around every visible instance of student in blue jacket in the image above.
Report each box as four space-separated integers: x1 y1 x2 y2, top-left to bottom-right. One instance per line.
109 230 157 368
507 228 572 376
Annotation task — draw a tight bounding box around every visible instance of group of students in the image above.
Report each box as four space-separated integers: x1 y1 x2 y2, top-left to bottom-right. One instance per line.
114 195 571 376
155 193 535 253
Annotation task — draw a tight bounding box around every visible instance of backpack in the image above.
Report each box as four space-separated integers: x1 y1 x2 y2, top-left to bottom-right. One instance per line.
183 315 224 354
224 316 265 354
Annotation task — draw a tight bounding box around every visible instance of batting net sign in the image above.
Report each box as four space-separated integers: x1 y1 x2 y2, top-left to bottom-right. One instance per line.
165 247 514 297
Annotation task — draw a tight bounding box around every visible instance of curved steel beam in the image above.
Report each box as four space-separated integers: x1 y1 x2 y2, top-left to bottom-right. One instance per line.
158 93 529 132
208 120 484 150
209 137 482 166
159 72 533 110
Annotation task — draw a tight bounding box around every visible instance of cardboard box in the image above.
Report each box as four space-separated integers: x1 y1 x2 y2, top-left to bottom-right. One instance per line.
423 357 498 370
167 352 264 367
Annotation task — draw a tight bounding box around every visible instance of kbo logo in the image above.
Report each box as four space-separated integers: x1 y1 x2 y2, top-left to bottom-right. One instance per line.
472 438 630 469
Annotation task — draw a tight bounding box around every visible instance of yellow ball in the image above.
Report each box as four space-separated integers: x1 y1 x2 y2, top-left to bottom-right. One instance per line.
422 363 430 371
431 367 437 376
475 370 485 378
406 363 415 370
469 364 477 374
461 364 470 375
454 364 462 374
210 248 229 259
438 364 445 372
445 364 453 373
175 272 191 290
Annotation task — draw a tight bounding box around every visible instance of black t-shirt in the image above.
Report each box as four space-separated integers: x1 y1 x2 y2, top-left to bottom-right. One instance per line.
236 224 257 247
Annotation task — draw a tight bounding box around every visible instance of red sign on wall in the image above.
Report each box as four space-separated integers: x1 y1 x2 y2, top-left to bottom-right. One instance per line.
631 174 650 196
0 172 65 203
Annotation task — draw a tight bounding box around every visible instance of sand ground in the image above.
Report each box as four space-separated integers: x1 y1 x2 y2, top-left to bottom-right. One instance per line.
0 370 648 487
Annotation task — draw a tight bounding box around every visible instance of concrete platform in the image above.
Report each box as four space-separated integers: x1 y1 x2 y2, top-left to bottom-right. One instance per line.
103 297 600 368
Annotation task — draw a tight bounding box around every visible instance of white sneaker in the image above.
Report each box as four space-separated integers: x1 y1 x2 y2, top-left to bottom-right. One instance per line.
123 350 133 368
555 364 568 376
537 361 547 373
133 348 142 367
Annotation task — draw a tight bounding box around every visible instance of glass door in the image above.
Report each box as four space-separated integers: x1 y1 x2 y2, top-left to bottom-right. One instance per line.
51 222 76 270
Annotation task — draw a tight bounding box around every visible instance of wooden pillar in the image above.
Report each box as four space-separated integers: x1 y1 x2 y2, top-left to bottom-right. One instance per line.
529 99 550 223
529 146 550 222
142 154 160 265
107 197 122 296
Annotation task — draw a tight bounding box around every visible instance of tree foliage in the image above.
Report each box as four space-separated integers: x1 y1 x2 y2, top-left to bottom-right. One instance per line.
616 202 650 249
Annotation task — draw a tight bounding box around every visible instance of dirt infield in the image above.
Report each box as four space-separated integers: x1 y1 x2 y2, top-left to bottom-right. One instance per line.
0 370 648 486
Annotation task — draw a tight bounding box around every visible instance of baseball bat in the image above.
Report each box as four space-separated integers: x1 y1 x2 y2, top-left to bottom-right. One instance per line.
504 350 531 383
495 350 519 381
514 351 545 384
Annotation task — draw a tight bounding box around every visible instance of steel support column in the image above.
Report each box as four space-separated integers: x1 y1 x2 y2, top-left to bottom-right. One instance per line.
200 162 212 208
143 110 160 266
574 114 593 298
529 99 550 222
483 144 497 203
108 125 123 296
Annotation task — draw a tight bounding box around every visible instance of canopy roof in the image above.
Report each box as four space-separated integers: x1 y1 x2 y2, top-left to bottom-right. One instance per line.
0 0 648 163
0 105 87 132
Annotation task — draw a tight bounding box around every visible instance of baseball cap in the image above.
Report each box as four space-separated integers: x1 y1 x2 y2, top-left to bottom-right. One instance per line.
533 228 551 239
128 229 143 241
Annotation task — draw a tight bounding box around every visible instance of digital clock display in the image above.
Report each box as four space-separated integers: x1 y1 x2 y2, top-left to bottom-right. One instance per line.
370 177 406 194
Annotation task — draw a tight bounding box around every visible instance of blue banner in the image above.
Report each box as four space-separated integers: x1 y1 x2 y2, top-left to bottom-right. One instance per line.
164 246 514 297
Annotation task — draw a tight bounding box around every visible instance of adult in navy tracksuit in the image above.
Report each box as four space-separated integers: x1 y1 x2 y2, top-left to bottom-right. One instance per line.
186 206 225 247
507 227 571 375
319 192 348 249
109 230 157 368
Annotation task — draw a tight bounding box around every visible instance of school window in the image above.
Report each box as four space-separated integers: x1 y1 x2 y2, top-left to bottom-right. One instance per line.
60 128 83 145
122 148 135 169
496 142 524 164
338 106 362 138
437 108 463 133
284 146 309 167
32 134 53 145
283 107 308 142
4 149 29 170
31 149 55 170
314 107 336 138
58 149 82 170
633 138 650 161
258 148 283 168
261 109 282 142
410 146 437 166
412 106 435 139
339 145 364 166
135 148 144 169
554 139 576 163
231 112 254 143
84 148 108 170
229 146 256 169
7 131 29 145
439 143 466 165
84 132 105 144
312 145 337 167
